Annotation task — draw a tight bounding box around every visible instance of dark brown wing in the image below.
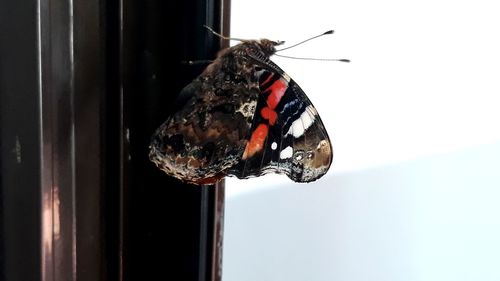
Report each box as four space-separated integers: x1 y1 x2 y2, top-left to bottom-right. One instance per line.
149 56 260 184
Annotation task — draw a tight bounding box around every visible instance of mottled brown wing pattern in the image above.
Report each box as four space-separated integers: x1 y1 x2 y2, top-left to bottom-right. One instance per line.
149 51 260 184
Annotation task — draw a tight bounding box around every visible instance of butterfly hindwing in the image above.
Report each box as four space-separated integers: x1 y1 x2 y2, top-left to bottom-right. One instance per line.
149 59 260 184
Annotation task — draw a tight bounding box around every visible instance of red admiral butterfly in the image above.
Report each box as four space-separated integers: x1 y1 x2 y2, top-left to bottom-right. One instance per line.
149 27 348 185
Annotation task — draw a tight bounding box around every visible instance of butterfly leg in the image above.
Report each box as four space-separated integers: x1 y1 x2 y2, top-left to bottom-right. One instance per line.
181 60 214 66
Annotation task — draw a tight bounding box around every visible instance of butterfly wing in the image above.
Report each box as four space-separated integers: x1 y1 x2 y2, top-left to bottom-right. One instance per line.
150 41 332 184
149 60 261 184
228 59 333 182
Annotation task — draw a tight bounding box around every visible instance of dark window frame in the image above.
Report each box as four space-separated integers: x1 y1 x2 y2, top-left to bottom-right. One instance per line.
0 0 229 280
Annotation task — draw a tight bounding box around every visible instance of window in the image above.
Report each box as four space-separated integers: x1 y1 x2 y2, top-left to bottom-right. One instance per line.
224 0 500 280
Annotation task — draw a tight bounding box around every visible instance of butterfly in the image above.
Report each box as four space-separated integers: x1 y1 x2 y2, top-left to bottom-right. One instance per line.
149 28 347 185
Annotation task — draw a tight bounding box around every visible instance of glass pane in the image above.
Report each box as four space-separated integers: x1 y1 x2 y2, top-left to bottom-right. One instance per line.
224 0 500 280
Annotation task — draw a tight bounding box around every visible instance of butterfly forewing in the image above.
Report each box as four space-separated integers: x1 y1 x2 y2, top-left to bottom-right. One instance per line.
228 60 333 182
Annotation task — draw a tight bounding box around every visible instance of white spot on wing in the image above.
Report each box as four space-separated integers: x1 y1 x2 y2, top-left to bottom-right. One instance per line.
294 152 303 161
289 120 305 138
235 100 257 119
285 105 317 138
271 142 277 150
280 146 293 159
282 73 291 82
306 105 318 116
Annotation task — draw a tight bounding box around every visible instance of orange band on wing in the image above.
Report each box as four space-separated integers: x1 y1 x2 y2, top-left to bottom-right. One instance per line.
242 124 269 160
266 79 287 109
261 107 278 125
260 73 274 87
242 77 289 160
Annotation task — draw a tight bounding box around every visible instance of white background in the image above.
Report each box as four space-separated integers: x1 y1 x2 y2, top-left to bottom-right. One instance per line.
223 0 500 280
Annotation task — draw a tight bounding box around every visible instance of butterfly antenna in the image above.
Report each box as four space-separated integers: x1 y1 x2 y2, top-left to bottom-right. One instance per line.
203 25 245 42
275 30 350 62
276 30 334 52
274 53 350 62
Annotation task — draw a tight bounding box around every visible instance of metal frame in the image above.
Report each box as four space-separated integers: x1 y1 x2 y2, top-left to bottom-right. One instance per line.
1 0 229 280
117 0 229 280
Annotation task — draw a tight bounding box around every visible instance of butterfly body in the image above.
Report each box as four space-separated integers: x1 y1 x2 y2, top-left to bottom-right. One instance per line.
149 39 332 185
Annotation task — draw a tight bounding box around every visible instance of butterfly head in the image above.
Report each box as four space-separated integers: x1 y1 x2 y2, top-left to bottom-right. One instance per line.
255 39 284 56
235 39 284 58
